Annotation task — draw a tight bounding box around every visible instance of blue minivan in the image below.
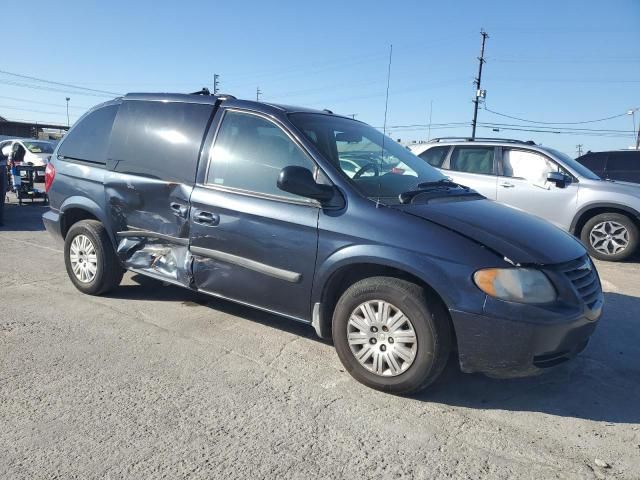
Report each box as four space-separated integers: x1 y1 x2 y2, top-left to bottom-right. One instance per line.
43 92 603 393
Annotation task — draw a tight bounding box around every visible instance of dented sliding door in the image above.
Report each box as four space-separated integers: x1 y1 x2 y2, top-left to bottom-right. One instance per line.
103 97 215 286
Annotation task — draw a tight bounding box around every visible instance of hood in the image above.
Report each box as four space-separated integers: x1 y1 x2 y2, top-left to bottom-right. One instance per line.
594 179 640 196
397 198 585 265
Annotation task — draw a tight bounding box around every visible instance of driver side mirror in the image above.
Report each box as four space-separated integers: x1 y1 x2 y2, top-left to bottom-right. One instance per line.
547 171 570 188
277 166 337 204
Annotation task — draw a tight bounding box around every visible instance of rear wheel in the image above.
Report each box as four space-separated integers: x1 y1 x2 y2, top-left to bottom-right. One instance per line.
581 213 638 261
332 276 451 395
64 220 124 295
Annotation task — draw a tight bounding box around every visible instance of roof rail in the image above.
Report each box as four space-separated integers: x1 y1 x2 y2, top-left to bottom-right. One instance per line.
189 88 236 101
428 137 536 145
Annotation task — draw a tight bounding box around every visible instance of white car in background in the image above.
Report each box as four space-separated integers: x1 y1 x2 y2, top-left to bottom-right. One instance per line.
0 139 56 166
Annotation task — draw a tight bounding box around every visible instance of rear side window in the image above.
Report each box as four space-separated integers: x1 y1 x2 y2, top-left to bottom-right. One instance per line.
58 104 118 164
578 153 606 175
450 146 495 175
607 152 638 171
207 110 315 200
418 146 449 167
109 100 214 184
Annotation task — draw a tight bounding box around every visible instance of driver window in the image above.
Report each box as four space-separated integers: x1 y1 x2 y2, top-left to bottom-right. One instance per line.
502 149 558 185
335 131 418 179
207 110 316 199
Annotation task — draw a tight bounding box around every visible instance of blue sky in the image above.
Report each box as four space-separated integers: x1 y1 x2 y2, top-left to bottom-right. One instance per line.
2 0 639 155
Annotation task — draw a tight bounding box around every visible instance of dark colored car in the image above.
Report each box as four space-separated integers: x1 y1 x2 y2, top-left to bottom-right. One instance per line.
43 92 603 394
576 150 640 184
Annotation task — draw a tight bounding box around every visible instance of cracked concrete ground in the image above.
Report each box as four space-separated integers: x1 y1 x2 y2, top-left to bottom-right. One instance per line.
1 198 639 479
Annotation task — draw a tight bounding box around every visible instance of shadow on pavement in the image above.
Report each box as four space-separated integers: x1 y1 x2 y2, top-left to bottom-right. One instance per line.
109 274 639 422
421 291 640 424
107 274 319 342
0 200 47 232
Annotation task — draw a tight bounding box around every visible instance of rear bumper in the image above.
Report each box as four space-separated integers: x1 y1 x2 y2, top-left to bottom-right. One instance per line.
42 209 63 242
450 307 600 379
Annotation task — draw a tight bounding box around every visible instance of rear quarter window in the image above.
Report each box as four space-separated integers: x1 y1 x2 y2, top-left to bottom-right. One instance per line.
58 104 119 164
607 151 639 171
577 153 606 175
418 146 449 167
108 100 214 184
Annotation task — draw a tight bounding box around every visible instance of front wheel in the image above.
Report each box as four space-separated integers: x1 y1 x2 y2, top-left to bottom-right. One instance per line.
332 277 451 395
64 220 124 295
581 213 638 262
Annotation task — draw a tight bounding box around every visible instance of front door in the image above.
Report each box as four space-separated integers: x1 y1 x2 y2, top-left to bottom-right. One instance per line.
496 148 578 230
189 109 320 321
443 145 498 199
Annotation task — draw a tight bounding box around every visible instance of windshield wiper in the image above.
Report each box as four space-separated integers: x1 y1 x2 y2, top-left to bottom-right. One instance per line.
399 179 476 204
416 179 469 190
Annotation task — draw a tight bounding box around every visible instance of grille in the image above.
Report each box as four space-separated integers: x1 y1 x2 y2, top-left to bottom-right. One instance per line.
560 256 602 309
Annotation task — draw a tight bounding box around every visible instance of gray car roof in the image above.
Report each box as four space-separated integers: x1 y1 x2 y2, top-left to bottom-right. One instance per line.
122 92 336 116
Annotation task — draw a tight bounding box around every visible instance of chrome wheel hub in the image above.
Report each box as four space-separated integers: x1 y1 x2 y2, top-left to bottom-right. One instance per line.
590 221 629 256
69 234 98 283
347 300 418 377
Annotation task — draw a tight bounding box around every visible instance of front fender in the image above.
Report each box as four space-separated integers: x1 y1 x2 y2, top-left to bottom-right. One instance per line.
312 244 483 312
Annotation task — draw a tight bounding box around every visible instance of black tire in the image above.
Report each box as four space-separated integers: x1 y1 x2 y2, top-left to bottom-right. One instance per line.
332 276 451 395
64 220 124 295
580 212 638 262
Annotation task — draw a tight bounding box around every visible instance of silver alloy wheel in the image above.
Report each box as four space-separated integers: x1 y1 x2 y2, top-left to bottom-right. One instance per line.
589 221 629 256
69 234 98 283
347 300 418 377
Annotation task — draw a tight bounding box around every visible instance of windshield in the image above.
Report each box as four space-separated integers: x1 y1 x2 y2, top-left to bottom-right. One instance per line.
23 141 55 154
289 113 444 204
543 147 600 180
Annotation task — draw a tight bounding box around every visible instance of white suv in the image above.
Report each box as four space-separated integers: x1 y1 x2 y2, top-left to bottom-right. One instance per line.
409 138 640 261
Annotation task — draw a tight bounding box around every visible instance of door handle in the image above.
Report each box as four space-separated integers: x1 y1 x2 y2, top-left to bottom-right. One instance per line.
194 211 220 226
499 182 515 188
170 202 188 218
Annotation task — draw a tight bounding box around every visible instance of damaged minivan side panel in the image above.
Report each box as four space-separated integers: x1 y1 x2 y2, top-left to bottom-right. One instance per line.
104 98 215 286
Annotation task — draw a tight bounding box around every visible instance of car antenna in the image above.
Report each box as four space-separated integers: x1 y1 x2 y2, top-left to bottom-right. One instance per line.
377 44 393 208
190 87 211 95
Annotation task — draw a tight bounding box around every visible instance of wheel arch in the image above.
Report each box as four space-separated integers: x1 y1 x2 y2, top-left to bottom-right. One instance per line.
570 203 640 236
59 196 109 239
312 252 456 344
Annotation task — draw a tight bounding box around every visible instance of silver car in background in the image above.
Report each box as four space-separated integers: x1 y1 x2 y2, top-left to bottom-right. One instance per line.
409 138 640 261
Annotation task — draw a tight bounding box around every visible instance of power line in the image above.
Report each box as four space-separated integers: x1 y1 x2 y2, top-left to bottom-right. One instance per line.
0 95 91 110
0 104 63 115
478 124 634 138
484 106 633 125
480 121 633 134
0 69 122 96
0 79 116 98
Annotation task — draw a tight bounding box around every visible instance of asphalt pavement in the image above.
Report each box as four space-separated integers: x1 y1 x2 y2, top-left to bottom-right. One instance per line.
1 197 639 479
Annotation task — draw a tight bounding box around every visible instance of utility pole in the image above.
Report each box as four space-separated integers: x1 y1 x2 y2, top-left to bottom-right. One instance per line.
349 114 357 119
576 144 584 157
427 100 433 141
213 74 220 95
65 97 70 127
471 29 489 140
256 87 262 102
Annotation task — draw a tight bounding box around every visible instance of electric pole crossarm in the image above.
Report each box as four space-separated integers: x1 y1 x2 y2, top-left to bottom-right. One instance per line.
471 30 489 140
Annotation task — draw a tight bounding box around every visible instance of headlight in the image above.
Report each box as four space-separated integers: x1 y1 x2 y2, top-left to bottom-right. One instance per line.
473 268 556 304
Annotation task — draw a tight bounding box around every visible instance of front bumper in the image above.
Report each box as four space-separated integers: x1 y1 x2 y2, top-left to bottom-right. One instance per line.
450 305 601 379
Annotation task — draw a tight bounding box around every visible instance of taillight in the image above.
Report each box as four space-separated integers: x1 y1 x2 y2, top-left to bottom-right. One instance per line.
44 162 56 192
